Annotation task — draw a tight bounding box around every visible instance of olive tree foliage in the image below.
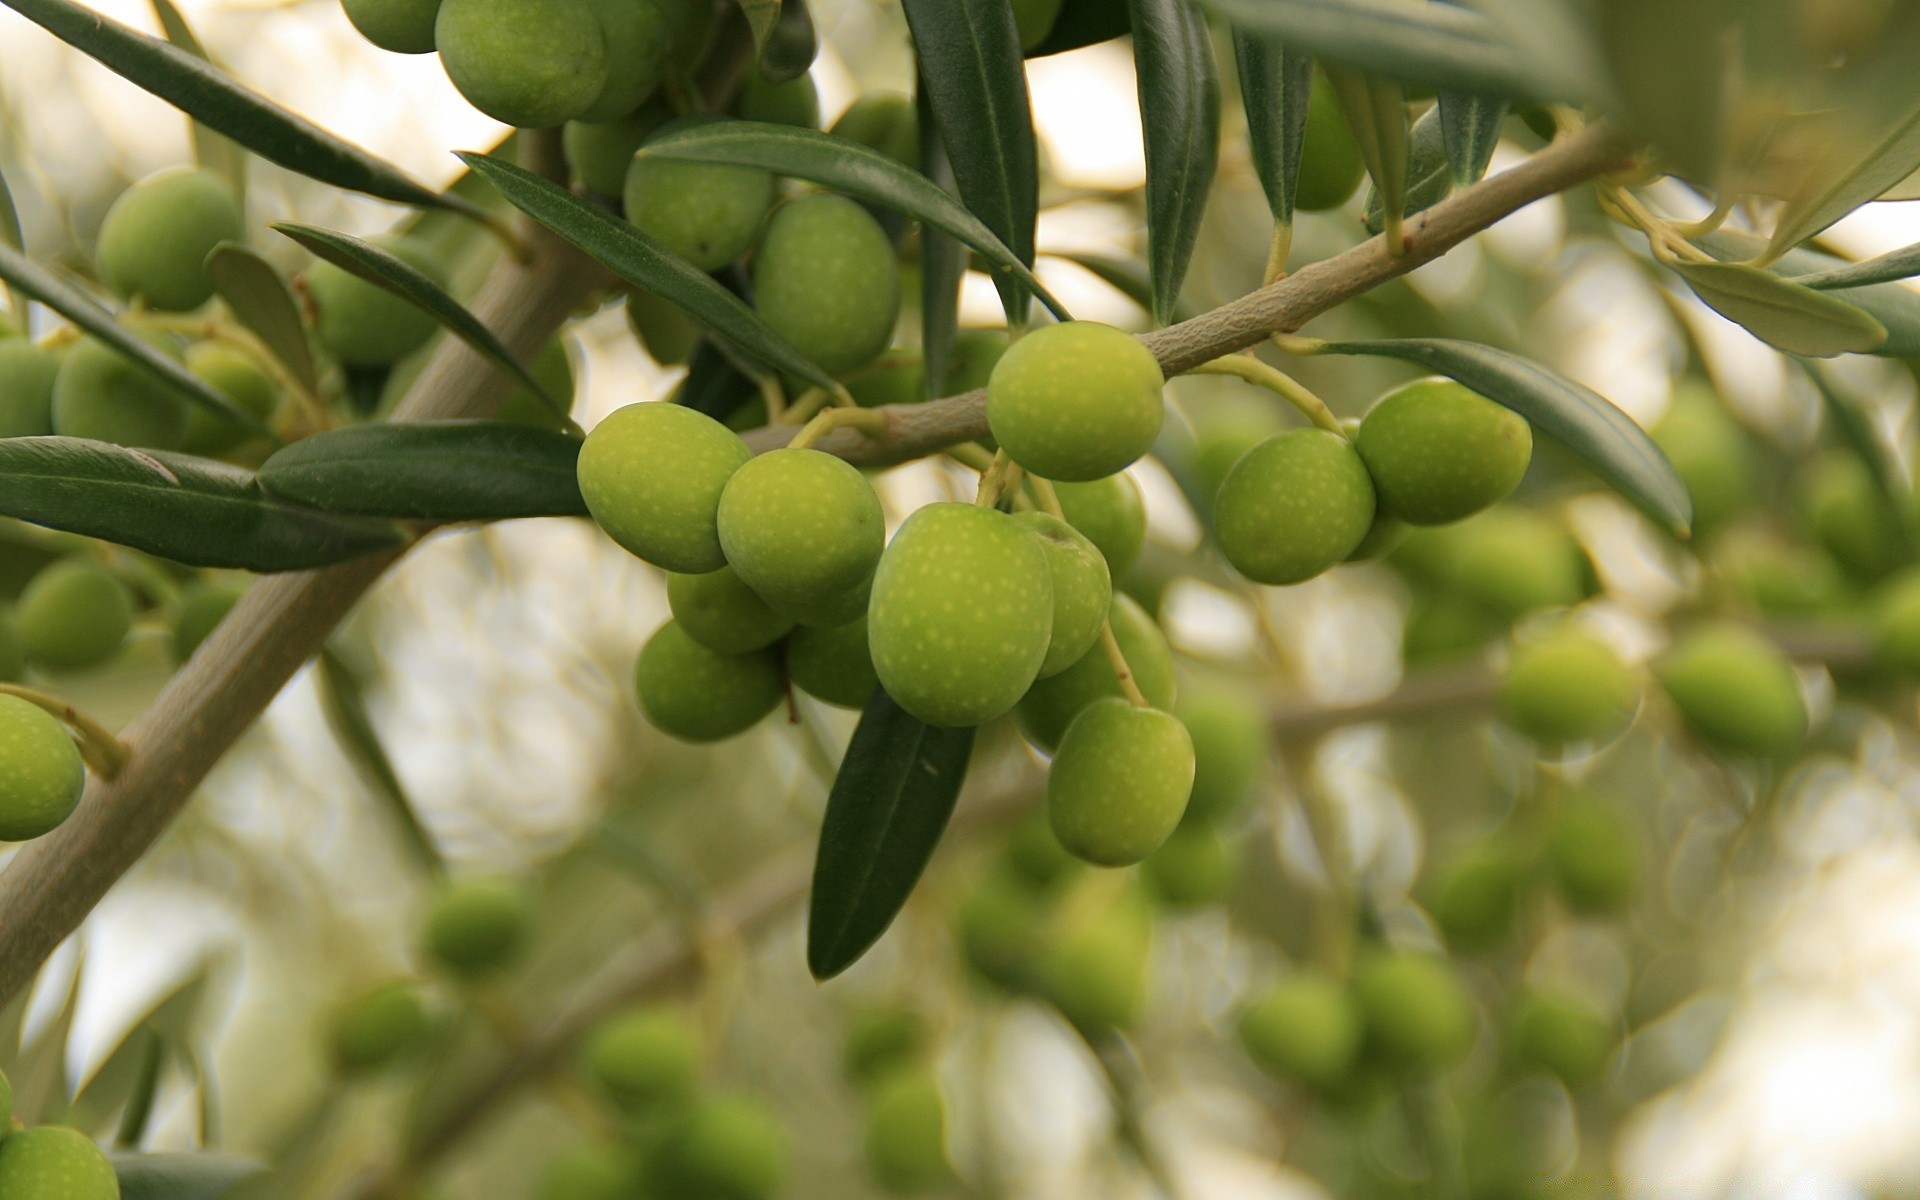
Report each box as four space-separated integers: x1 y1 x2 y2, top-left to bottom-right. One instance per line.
1 0 1919 1196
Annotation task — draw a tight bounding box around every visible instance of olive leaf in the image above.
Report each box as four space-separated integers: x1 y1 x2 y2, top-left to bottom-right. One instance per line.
1791 239 1920 291
677 340 762 420
1763 98 1920 263
1671 260 1887 358
1046 250 1197 323
919 86 967 399
1326 66 1410 241
1437 88 1506 185
111 1152 270 1200
205 243 319 400
71 964 214 1142
1365 104 1450 234
1129 0 1221 325
316 645 444 876
1595 0 1732 185
1231 30 1314 225
1198 0 1544 98
1317 337 1694 536
760 0 817 82
1697 228 1920 357
147 0 245 199
807 689 977 980
258 421 585 521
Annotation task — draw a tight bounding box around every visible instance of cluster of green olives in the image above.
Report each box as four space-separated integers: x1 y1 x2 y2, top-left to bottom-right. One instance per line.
0 1069 122 1200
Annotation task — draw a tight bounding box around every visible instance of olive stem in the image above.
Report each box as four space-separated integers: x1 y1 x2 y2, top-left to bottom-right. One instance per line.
789 405 888 451
1268 332 1330 357
1190 354 1345 435
1027 474 1067 520
1262 220 1293 286
943 441 998 474
757 373 788 423
973 449 1014 508
780 386 833 426
0 683 130 779
1098 622 1152 709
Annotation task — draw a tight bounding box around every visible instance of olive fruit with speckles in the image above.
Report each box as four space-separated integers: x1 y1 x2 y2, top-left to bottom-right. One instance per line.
1426 838 1528 952
1048 698 1194 866
845 1006 929 1086
1509 989 1613 1088
1214 429 1376 585
1546 792 1638 915
1356 378 1531 526
868 503 1054 728
1652 381 1756 537
1052 473 1146 574
96 168 242 312
1035 884 1153 1031
0 694 84 843
1296 75 1366 212
1142 822 1238 908
578 0 669 122
436 0 607 128
668 566 792 655
566 102 668 197
627 286 701 365
649 1095 788 1200
1354 950 1476 1074
830 92 918 165
182 341 280 455
734 72 820 128
1497 627 1637 746
308 237 448 368
635 620 783 742
1798 449 1907 585
753 195 899 378
52 331 194 450
583 1007 701 1114
344 0 441 52
537 1143 645 1200
1011 511 1111 676
1875 567 1920 674
330 982 432 1073
17 562 133 672
578 402 751 573
786 618 879 709
1018 593 1175 750
0 1126 119 1200
1175 682 1268 823
0 340 61 437
717 448 884 624
1238 972 1363 1088
986 322 1163 481
171 580 244 663
424 876 533 978
1656 624 1806 758
625 118 776 271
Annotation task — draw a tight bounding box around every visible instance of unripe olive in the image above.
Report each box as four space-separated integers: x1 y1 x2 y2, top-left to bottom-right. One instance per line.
986 322 1163 482
1035 886 1153 1032
1656 624 1806 758
330 981 432 1072
0 1126 119 1200
717 448 884 624
1214 429 1376 585
0 694 85 843
1053 473 1146 574
753 195 900 378
734 73 820 128
1048 699 1194 866
17 562 133 672
1001 811 1079 893
1651 382 1756 537
1296 75 1365 212
583 1007 701 1113
1798 450 1907 585
1449 508 1589 620
1355 378 1531 526
956 871 1050 990
1426 839 1528 952
846 351 926 408
308 237 448 368
1497 627 1638 746
845 1005 929 1087
627 287 701 365
343 0 442 53
667 566 791 656
52 331 194 450
170 580 244 663
625 118 776 271
182 341 280 455
830 92 918 165
945 328 1010 395
578 0 670 122
0 340 61 437
537 1143 646 1200
435 0 608 128
649 1095 788 1200
96 168 242 312
786 618 879 709
1141 822 1238 908
1175 682 1268 823
869 503 1054 727
1237 972 1363 1088
424 875 533 977
1012 0 1067 50
863 1068 950 1194
578 402 751 573
566 102 669 197
1354 949 1476 1073
1011 511 1111 677
1508 989 1613 1088
1546 792 1639 915
635 620 783 742
1018 593 1175 750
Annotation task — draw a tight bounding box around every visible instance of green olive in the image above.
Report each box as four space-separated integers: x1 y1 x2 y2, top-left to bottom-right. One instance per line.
649 1095 789 1200
16 561 133 672
625 118 776 272
634 620 784 742
829 92 919 165
668 565 793 655
785 617 879 710
753 195 900 378
170 580 245 663
577 402 751 573
52 330 194 450
1047 698 1194 866
1797 449 1908 585
1238 971 1363 1088
1497 627 1638 746
862 1068 951 1194
1141 822 1239 908
1508 988 1613 1088
0 340 61 438
1425 838 1529 952
986 321 1163 482
1651 380 1756 537
717 447 884 624
1017 593 1175 750
0 1126 120 1200
1545 791 1638 916
844 1005 930 1088
1295 74 1366 212
734 73 820 128
565 102 670 197
1034 884 1153 1032
1656 623 1806 758
95 168 243 312
1174 681 1268 823
1214 429 1376 586
577 0 670 122
0 693 85 843
330 981 432 1073
423 876 534 978
1355 378 1531 526
582 1007 702 1114
435 0 608 128
1011 511 1112 677
536 1143 646 1200
342 0 443 53
1353 949 1477 1074
1052 473 1147 575
182 341 280 455
308 237 448 369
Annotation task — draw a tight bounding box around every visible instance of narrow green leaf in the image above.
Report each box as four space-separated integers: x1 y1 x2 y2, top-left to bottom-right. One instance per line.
807 689 976 980
0 0 476 217
1365 104 1449 234
0 437 404 570
258 421 584 521
676 340 761 420
457 152 838 393
205 244 318 399
147 0 245 198
1765 100 1920 262
1791 240 1920 291
1672 260 1887 358
901 0 1040 326
1030 0 1131 56
1231 30 1313 224
1326 66 1410 241
112 1030 166 1148
316 646 444 876
1318 337 1693 536
640 121 1069 322
1199 0 1544 98
271 223 557 414
0 166 26 321
111 1152 269 1200
919 85 966 399
72 965 212 1125
11 951 82 1124
1436 88 1506 185
1697 229 1920 357
1129 0 1221 325
0 241 275 439
1046 251 1198 323
761 0 817 82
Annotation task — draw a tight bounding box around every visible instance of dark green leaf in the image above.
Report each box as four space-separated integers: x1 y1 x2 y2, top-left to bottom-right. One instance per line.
0 0 478 217
457 152 838 393
0 241 276 440
259 421 584 521
640 121 1069 322
1437 89 1506 185
0 437 404 570
676 340 761 420
902 0 1040 326
316 646 444 876
1046 251 1198 323
761 0 817 81
807 689 976 980
1030 0 1131 56
1326 66 1409 241
1318 337 1693 536
1365 104 1449 234
1129 0 1221 325
919 85 966 399
1792 240 1920 291
111 1152 269 1200
1231 30 1313 224
1698 229 1920 358
1672 260 1887 358
205 244 319 400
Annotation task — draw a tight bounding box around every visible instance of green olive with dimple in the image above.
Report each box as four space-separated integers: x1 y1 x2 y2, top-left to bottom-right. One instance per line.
1497 627 1638 746
635 620 784 742
578 402 751 573
717 448 884 624
1053 473 1146 574
987 322 1164 482
753 194 899 378
1355 378 1532 526
0 1126 120 1200
668 565 793 655
786 617 879 709
1214 429 1376 586
435 0 607 128
1018 593 1174 750
1011 511 1111 677
96 168 243 312
1656 623 1806 758
0 694 85 843
1048 698 1194 866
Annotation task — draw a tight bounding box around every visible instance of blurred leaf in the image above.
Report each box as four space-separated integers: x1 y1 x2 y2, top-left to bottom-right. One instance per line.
1699 228 1920 357
0 166 25 321
639 121 1069 320
1326 66 1410 240
72 963 213 1131
901 0 1040 325
1319 337 1694 535
1437 87 1506 184
0 0 481 217
919 85 965 399
1365 105 1449 234
458 152 838 393
1030 0 1131 56
110 1152 269 1200
147 0 245 199
1199 0 1545 97
12 951 81 1125
111 1030 165 1148
0 241 275 440
1046 251 1197 323
0 437 405 570
1672 260 1886 357
1791 239 1920 291
316 646 444 876
1129 0 1221 325
1596 0 1731 183
1764 100 1920 262
258 421 585 521
760 0 817 81
271 223 558 416
205 244 319 400
1231 30 1313 224
1798 360 1911 513
807 689 977 980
